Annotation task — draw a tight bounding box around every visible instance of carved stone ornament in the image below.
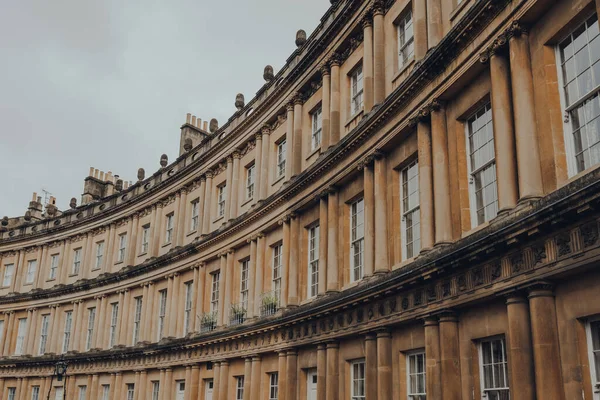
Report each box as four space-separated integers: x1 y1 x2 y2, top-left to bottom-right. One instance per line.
209 118 219 133
263 65 274 82
160 154 168 168
295 29 307 47
184 138 193 152
235 93 245 111
137 168 145 181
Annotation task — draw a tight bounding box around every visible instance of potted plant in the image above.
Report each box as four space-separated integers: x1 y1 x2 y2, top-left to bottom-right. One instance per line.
200 312 217 328
231 304 247 320
262 293 279 310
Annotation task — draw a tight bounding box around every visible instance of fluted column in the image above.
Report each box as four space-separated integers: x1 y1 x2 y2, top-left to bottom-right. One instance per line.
528 284 564 399
424 317 442 400
317 344 326 400
430 101 452 244
217 254 227 326
373 152 389 272
254 132 263 205
506 294 535 400
318 195 328 295
96 297 107 348
364 334 377 400
202 171 214 235
285 103 295 181
508 24 543 201
143 284 154 342
247 238 257 318
326 189 339 292
362 15 374 113
362 161 375 277
417 118 434 251
133 371 141 400
287 349 298 400
0 311 11 356
114 372 123 400
243 358 252 400
213 362 221 400
288 214 299 306
326 342 339 400
373 1 385 105
230 151 241 219
254 234 265 316
293 97 303 177
260 125 271 199
250 356 262 400
439 312 461 400
225 155 234 221
377 330 392 400
183 366 192 400
321 65 331 150
329 56 341 147
278 351 288 400
219 360 229 400
488 47 518 212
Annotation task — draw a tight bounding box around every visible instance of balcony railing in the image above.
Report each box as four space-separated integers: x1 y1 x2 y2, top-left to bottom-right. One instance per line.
482 389 510 400
199 311 217 333
229 302 247 326
260 290 280 317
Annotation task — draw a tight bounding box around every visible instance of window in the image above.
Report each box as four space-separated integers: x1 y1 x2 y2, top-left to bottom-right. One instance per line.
466 102 498 226
308 225 320 298
25 259 37 284
218 185 227 217
587 319 600 394
351 360 366 400
351 64 364 115
95 241 104 269
126 384 135 400
311 107 323 150
101 385 110 400
479 337 509 400
7 387 16 400
236 376 245 400
85 308 96 351
39 314 50 354
62 310 73 353
277 140 287 178
141 225 150 254
176 381 185 397
72 248 82 275
151 382 160 400
109 303 119 347
165 213 174 243
54 387 64 400
49 255 59 280
350 199 365 282
3 263 14 286
118 234 127 262
210 272 220 313
132 297 142 344
15 318 27 355
401 160 421 259
31 386 40 400
240 260 249 310
78 386 87 400
190 200 200 231
397 9 414 69
269 372 279 400
158 289 167 340
407 351 426 400
273 244 282 300
246 164 255 199
558 14 600 175
184 282 193 334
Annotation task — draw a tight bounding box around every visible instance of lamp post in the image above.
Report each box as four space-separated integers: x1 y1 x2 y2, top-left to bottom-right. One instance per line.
46 360 68 400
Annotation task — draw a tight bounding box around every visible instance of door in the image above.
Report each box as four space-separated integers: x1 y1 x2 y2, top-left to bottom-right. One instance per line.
205 379 214 400
307 369 317 400
176 381 186 400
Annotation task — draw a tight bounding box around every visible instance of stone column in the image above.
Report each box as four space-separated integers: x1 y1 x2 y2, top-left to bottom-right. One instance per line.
509 23 543 201
243 358 252 400
250 356 262 400
254 132 263 205
190 267 199 332
285 103 295 182
139 370 148 400
377 330 392 400
317 344 327 400
427 0 442 47
424 317 442 400
288 215 299 306
278 351 288 400
202 170 214 235
254 234 265 316
488 47 518 212
165 368 173 399
293 97 303 177
374 153 389 272
213 362 221 400
430 101 452 245
96 297 107 349
184 366 192 400
169 273 181 336
152 203 164 257
230 151 241 220
287 349 298 400
128 213 140 264
197 177 206 233
144 283 155 342
362 161 375 277
318 195 328 295
326 189 339 292
364 334 377 400
133 371 141 400
329 56 341 147
218 254 227 326
23 308 34 355
506 294 535 400
175 189 188 246
281 217 290 307
114 372 123 400
528 284 564 399
260 126 271 199
224 250 234 324
326 342 339 400
219 360 229 400
439 312 461 400
362 14 374 113
34 245 47 288
119 289 131 345
247 238 257 318
417 118 434 251
225 155 234 221
50 305 62 353
158 369 165 399
0 311 11 356
321 65 331 150
373 2 385 105
195 267 206 330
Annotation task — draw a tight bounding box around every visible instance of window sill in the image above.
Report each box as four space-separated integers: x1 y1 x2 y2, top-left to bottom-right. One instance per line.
461 219 491 239
306 147 321 161
272 174 285 187
162 242 172 248
186 230 197 238
68 273 78 278
114 261 124 266
240 197 254 208
46 278 56 283
23 282 33 286
342 280 360 291
213 216 224 224
91 267 101 272
450 0 469 22
392 58 415 84
345 110 364 128
138 251 148 257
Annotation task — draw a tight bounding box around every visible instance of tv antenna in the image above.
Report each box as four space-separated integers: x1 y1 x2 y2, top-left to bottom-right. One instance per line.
41 188 52 207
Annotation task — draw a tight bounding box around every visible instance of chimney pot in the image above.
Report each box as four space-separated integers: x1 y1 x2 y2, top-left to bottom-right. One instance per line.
89 167 94 176
32 192 37 201
191 115 197 126
186 113 191 124
197 118 202 128
203 121 208 131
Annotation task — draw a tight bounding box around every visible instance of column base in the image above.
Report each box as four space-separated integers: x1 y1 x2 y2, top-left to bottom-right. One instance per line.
517 195 542 207
433 241 452 248
373 268 390 275
496 206 516 217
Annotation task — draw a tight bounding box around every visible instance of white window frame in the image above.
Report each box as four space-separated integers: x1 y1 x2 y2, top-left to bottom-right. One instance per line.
3 263 14 287
78 385 87 400
117 233 127 263
126 384 135 400
307 224 319 298
478 336 509 399
240 260 249 310
25 259 37 284
586 316 600 398
401 160 421 260
217 185 227 218
236 376 245 400
39 314 49 354
31 386 40 400
102 385 110 400
190 200 200 231
350 64 364 116
277 140 287 178
311 107 323 151
7 387 16 400
351 359 366 400
273 244 283 300
15 317 27 355
406 350 426 400
184 282 193 334
94 241 104 270
350 198 365 282
269 372 279 400
151 382 160 400
48 255 59 280
132 296 142 344
72 248 82 275
165 213 174 243
158 289 167 340
62 310 73 353
85 307 96 351
109 303 119 347
141 225 150 254
210 272 220 313
396 9 414 70
246 164 255 200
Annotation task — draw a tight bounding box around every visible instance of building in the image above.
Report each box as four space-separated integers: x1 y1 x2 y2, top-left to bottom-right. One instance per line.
1 0 600 398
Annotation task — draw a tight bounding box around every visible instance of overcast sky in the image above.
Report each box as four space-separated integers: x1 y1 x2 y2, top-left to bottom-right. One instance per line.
0 0 330 217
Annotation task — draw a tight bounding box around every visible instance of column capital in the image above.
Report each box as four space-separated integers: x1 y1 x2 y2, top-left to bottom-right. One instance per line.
328 52 341 67
372 0 385 15
252 355 262 362
375 329 392 339
226 154 234 163
261 123 271 135
232 150 242 159
278 350 288 357
286 348 298 356
506 20 529 38
525 280 554 298
286 102 295 112
204 169 214 179
293 92 304 106
430 98 446 111
255 131 263 141
325 341 339 349
422 316 439 326
317 343 327 350
320 62 330 76
364 333 377 341
361 11 373 28
437 310 458 322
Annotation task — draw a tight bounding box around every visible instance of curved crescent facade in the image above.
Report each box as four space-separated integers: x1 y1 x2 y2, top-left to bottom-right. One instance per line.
2 0 600 399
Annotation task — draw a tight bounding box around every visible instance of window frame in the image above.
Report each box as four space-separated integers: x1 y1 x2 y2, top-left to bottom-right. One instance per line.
85 307 96 351
406 350 426 400
72 248 82 275
15 317 27 355
183 281 193 334
39 314 50 355
126 384 135 400
272 244 283 300
117 233 127 263
307 224 320 298
350 198 365 282
311 107 323 151
240 260 250 310
62 310 73 353
48 255 59 280
586 316 600 396
269 372 279 400
277 140 287 178
396 8 415 70
25 259 37 284
132 296 143 344
157 289 167 340
190 199 200 231
350 64 364 116
109 303 119 347
478 336 510 399
141 225 150 255
210 272 220 313
236 376 245 400
246 164 256 200
2 263 13 287
78 385 87 400
31 386 40 400
217 184 227 218
351 359 366 400
165 213 175 244
94 241 104 270
400 160 421 260
151 382 160 400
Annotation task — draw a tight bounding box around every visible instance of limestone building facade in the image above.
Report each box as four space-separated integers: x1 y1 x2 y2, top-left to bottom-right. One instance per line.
1 0 600 399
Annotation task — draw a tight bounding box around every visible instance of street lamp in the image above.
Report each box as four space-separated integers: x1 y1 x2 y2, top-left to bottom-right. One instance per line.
46 360 68 400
